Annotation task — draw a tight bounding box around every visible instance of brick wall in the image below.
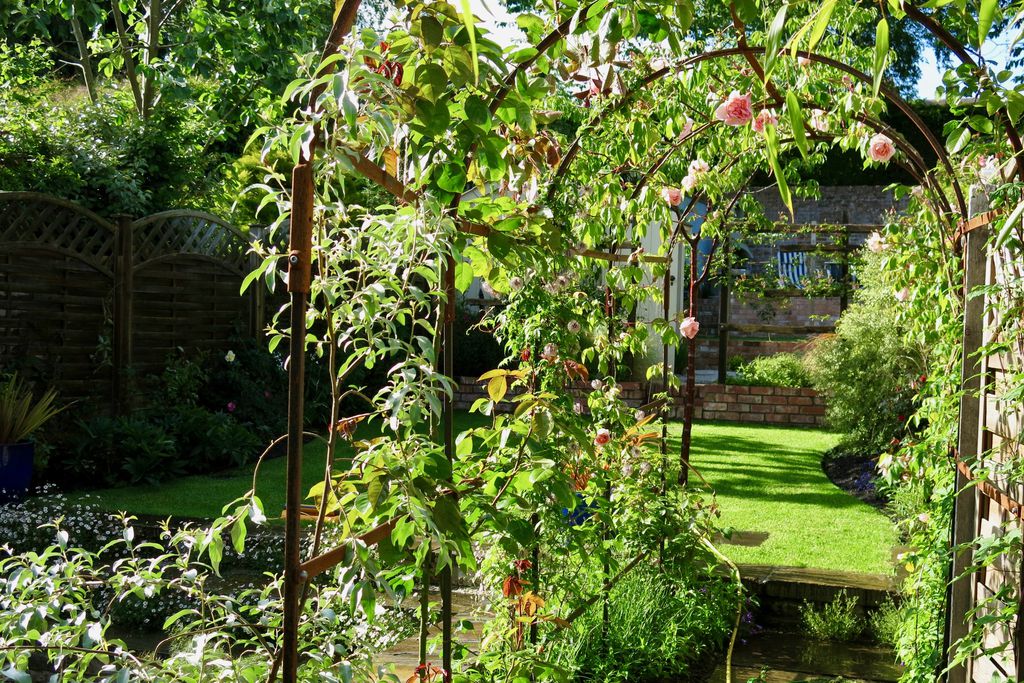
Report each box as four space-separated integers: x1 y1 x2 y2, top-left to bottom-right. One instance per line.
683 384 827 427
454 378 827 427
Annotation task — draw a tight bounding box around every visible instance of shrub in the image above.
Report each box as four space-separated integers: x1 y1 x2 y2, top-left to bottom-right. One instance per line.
549 565 738 681
0 85 225 216
70 415 181 486
869 598 902 647
800 590 864 642
730 352 812 388
806 252 923 454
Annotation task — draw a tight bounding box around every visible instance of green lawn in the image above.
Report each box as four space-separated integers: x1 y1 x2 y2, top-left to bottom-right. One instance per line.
74 416 895 574
670 421 897 575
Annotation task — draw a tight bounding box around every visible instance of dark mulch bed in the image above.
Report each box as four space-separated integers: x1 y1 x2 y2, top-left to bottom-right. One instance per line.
822 450 888 510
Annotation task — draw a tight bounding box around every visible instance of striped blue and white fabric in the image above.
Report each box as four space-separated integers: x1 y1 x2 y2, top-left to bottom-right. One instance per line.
777 250 808 288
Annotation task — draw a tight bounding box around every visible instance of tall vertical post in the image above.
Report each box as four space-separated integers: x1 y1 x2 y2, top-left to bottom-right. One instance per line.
111 214 134 415
946 190 989 683
717 238 730 385
283 161 313 683
441 254 455 682
839 226 850 313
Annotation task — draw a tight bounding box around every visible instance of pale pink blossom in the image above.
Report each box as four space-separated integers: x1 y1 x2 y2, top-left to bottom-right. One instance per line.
509 276 524 290
661 187 682 206
798 56 812 67
650 57 669 72
679 116 694 140
681 175 698 192
591 379 604 391
866 231 886 253
688 159 710 176
809 109 828 132
979 156 1001 184
868 133 896 163
594 428 612 447
567 320 581 334
751 109 778 133
541 343 559 362
894 287 911 303
714 91 754 126
679 316 700 339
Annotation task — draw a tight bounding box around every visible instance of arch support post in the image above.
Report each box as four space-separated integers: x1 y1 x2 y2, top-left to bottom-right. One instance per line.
946 188 989 682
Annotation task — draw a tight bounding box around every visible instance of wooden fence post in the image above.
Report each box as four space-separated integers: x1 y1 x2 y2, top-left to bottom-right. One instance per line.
947 189 989 683
111 215 134 415
717 238 730 384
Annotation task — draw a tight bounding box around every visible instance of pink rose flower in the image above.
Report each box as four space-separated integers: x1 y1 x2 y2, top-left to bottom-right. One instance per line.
866 231 886 253
894 287 911 302
681 175 698 192
594 428 611 447
751 109 778 133
688 159 709 176
661 187 682 206
227 402 237 413
679 316 700 340
868 133 895 163
714 91 754 126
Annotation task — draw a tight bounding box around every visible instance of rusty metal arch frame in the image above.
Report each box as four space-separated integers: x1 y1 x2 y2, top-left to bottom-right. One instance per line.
547 46 968 222
277 4 990 681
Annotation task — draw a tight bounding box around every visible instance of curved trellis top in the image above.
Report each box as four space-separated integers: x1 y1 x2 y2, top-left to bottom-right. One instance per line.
282 0 983 276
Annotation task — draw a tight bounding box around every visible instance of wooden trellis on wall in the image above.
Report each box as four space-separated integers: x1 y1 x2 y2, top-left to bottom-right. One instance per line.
948 204 1024 682
0 192 262 412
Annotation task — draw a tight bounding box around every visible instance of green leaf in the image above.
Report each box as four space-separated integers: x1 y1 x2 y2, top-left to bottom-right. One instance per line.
457 0 479 83
454 261 474 292
2 668 32 683
415 63 448 102
437 163 468 193
979 0 998 48
765 125 793 218
873 18 889 98
946 126 972 154
416 15 444 48
995 200 1024 248
807 0 836 54
230 517 247 554
786 91 809 161
763 4 788 79
733 0 758 23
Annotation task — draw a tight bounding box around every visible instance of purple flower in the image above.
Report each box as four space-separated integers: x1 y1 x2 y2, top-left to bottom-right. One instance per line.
227 402 237 413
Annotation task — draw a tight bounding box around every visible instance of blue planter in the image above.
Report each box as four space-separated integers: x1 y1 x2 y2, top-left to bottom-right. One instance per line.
0 442 34 504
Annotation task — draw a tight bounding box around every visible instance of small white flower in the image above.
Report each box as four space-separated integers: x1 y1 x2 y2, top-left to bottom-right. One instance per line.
591 379 604 391
509 276 524 290
567 320 582 334
225 350 236 363
634 410 646 420
249 503 267 525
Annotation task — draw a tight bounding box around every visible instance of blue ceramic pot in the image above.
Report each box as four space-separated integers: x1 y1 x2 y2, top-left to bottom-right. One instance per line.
0 442 34 504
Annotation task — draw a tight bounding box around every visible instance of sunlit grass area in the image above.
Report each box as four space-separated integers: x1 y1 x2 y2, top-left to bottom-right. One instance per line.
75 416 895 574
670 421 896 575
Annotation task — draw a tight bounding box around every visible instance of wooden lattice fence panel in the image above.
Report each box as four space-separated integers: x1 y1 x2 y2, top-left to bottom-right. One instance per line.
129 211 258 376
0 193 116 403
0 193 261 412
950 210 1024 682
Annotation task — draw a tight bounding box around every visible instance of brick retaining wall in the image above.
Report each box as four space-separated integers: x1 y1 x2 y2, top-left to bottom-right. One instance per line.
454 378 826 427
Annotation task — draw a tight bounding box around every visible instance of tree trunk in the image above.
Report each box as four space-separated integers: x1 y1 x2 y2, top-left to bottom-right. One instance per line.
142 0 161 117
111 0 145 116
678 240 699 486
70 14 97 103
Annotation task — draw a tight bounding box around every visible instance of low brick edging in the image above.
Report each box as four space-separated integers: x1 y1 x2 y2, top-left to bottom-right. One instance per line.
682 383 827 427
454 378 827 427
